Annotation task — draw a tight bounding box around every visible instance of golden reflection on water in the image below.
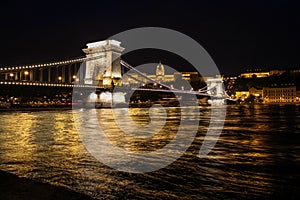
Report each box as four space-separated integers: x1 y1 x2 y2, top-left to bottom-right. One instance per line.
0 111 86 177
51 112 82 154
96 108 179 153
0 105 298 199
0 113 37 171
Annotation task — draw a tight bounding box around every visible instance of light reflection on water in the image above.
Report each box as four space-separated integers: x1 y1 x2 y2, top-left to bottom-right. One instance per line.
0 104 299 199
95 107 180 153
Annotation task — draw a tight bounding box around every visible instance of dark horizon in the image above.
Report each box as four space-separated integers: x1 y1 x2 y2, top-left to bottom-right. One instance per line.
0 0 296 76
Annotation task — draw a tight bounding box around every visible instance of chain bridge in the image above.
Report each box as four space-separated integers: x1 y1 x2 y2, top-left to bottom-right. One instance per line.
0 39 233 104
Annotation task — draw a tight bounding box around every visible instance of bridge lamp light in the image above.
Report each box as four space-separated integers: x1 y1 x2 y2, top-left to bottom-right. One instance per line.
58 76 62 81
89 93 98 100
9 73 14 77
72 75 77 79
24 71 29 75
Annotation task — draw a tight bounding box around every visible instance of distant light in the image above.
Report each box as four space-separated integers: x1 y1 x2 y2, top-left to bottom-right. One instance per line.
9 73 14 77
99 92 112 102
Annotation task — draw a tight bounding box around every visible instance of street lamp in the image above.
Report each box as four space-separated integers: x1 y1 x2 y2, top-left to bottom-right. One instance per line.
72 75 78 83
58 76 62 83
24 71 29 81
9 73 14 80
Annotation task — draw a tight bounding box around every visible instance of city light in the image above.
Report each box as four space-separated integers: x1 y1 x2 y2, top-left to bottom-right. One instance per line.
89 93 98 100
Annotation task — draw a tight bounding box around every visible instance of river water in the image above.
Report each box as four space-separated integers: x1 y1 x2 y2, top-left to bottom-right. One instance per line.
0 105 299 199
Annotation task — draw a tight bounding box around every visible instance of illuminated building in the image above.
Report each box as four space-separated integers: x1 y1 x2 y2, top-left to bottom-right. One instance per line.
164 75 175 82
249 87 262 97
121 73 147 85
156 62 165 82
181 72 199 82
269 69 286 76
263 85 298 103
240 71 269 78
240 68 290 78
290 69 300 75
122 62 176 85
235 91 250 100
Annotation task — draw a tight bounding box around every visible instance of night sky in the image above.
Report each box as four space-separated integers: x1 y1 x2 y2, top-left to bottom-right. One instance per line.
0 0 296 76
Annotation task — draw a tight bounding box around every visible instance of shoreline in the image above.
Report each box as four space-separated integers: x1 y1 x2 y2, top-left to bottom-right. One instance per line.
1 102 299 112
0 170 94 200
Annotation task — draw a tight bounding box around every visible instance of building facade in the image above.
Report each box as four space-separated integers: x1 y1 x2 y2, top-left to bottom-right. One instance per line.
235 91 250 100
249 87 262 97
155 62 165 82
122 62 176 85
263 85 298 103
181 72 199 82
240 71 269 78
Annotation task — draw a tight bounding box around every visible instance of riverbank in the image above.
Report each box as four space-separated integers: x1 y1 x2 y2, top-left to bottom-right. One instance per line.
0 170 94 200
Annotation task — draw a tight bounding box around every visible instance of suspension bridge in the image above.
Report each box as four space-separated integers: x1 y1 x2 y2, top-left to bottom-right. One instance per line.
0 39 233 105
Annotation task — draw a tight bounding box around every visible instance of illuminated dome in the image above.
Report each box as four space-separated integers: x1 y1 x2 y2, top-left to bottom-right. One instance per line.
156 62 165 76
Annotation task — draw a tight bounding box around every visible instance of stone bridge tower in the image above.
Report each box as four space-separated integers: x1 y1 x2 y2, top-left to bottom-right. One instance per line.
82 40 124 87
206 77 225 97
206 77 226 105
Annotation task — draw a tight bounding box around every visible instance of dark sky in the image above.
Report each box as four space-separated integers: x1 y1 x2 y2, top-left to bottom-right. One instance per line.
0 0 296 76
